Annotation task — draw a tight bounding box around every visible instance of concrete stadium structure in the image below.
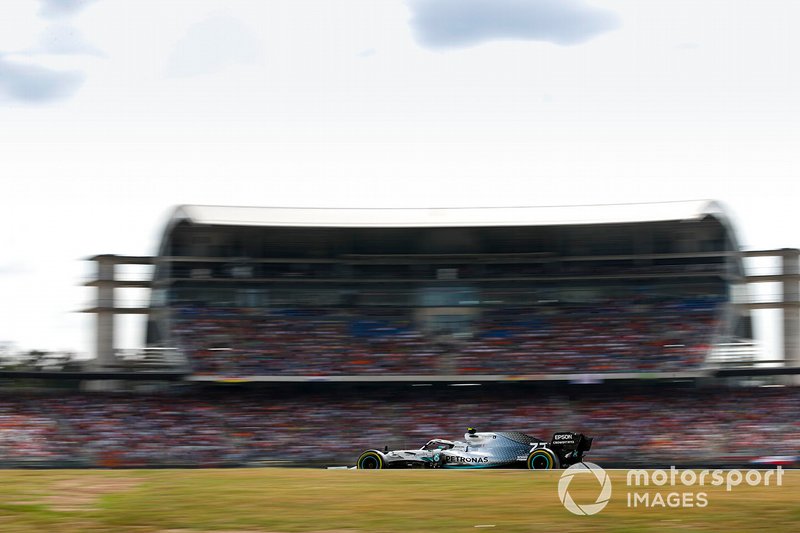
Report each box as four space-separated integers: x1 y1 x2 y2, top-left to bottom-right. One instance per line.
81 201 800 381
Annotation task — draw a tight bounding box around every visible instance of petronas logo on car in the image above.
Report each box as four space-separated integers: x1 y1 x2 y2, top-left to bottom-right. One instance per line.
446 456 489 463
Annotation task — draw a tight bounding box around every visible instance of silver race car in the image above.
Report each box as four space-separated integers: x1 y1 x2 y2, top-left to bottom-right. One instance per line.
357 428 592 469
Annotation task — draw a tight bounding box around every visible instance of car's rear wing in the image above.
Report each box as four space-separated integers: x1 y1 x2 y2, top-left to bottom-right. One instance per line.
548 432 592 465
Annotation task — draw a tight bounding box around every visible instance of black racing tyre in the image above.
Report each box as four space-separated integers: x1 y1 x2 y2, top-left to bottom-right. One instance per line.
527 448 560 470
357 450 385 470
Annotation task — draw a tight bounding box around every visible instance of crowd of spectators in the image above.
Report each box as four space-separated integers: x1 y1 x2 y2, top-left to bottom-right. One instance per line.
172 296 722 376
461 298 718 373
1 387 797 467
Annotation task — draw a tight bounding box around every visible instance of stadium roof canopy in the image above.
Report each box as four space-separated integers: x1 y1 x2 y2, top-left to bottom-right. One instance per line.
168 200 732 229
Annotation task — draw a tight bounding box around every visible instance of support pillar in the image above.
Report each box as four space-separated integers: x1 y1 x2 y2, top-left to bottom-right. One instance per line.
95 258 116 369
783 250 800 368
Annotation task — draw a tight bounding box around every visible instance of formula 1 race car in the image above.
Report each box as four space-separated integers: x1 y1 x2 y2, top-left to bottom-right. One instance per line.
356 428 592 469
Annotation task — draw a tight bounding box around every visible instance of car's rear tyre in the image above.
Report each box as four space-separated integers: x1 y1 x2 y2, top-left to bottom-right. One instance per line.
527 448 559 470
357 450 385 469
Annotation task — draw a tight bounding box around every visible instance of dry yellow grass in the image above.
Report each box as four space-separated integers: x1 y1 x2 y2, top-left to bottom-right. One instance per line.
0 468 798 532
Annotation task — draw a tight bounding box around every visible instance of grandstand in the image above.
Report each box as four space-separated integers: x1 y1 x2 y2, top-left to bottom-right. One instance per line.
134 200 751 380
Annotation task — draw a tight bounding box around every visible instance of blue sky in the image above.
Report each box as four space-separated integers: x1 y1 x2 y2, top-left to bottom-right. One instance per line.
0 0 797 356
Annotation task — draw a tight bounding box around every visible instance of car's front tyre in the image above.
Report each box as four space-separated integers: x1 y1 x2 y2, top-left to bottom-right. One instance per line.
357 450 386 469
527 448 560 470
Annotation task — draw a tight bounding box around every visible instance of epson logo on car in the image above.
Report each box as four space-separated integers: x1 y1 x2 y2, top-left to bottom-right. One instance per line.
554 434 574 441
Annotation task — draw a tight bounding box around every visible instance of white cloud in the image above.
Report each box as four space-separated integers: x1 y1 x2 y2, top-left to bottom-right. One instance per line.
167 14 262 77
38 0 98 20
34 24 103 56
0 3 100 104
0 57 85 102
408 0 619 48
